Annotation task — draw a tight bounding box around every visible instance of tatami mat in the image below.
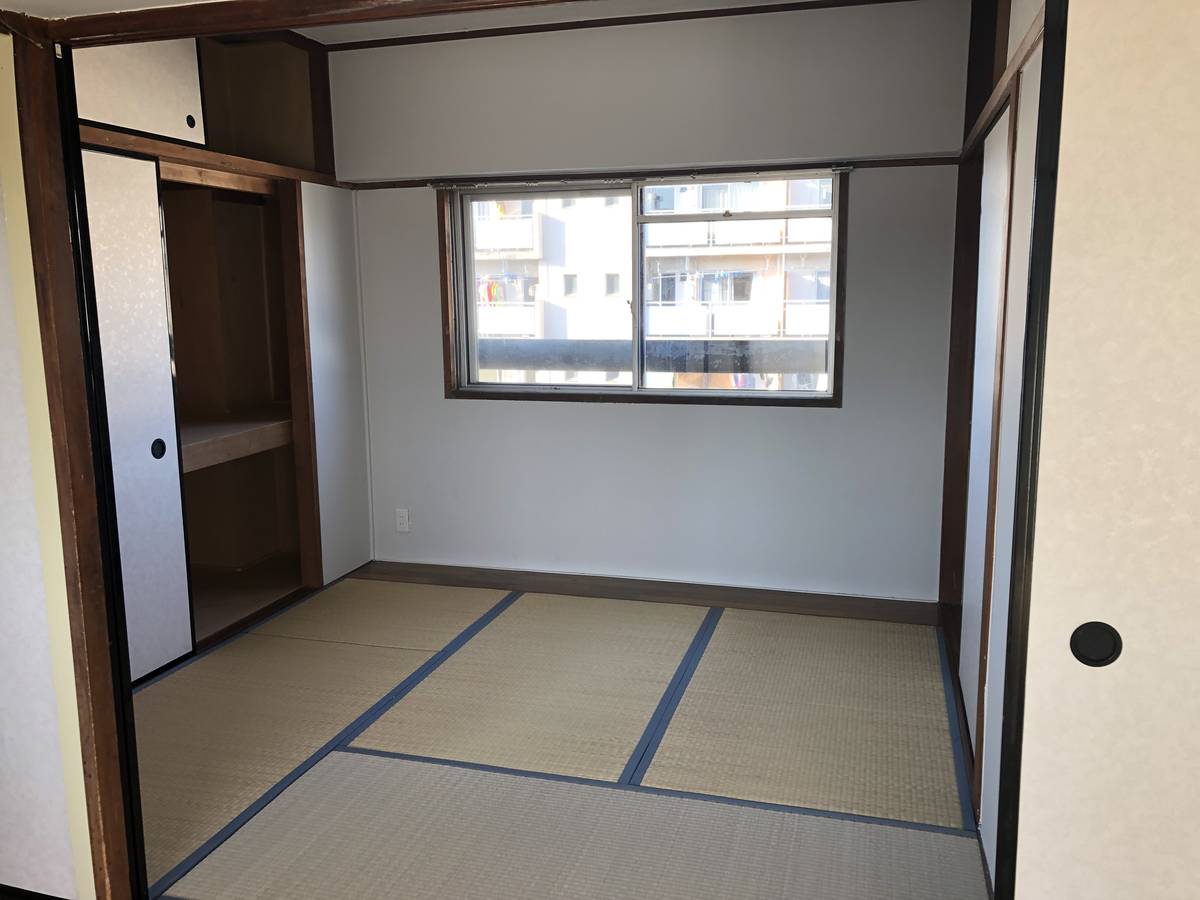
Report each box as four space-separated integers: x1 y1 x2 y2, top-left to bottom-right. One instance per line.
353 593 708 781
167 750 989 900
255 578 507 650
640 609 963 827
135 634 431 885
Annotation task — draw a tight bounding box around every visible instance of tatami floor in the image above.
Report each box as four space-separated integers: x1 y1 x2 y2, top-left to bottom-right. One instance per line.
134 576 988 899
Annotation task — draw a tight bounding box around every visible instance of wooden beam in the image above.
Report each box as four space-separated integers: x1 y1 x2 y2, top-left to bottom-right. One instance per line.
158 159 276 194
79 124 340 187
357 561 942 625
12 34 135 900
45 0 596 46
322 0 917 51
45 0 920 47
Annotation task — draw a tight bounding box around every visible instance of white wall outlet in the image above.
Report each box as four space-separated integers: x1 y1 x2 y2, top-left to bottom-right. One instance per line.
395 508 410 533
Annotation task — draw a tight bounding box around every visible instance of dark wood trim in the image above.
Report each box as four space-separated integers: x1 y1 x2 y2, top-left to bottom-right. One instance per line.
79 123 339 187
12 36 135 900
325 0 918 51
831 170 848 409
45 0 917 47
308 45 336 175
994 2 1067 895
971 91 1020 812
963 5 1046 157
192 584 309 649
0 10 50 44
158 159 276 194
47 0 595 45
445 387 843 407
274 180 325 589
436 188 459 398
358 561 941 625
993 0 1013 88
352 153 958 191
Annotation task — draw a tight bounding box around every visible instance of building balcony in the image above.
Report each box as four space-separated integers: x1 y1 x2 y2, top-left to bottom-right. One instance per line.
472 213 544 258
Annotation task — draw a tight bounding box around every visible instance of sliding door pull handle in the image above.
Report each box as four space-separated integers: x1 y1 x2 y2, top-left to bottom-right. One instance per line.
1070 622 1122 667
151 438 167 459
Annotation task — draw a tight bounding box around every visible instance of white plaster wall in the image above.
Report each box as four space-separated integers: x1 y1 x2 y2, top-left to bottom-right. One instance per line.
356 166 956 599
330 0 969 182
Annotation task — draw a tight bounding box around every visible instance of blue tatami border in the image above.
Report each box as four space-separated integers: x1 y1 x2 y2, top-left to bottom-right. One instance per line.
149 589 522 897
339 745 978 838
620 606 723 785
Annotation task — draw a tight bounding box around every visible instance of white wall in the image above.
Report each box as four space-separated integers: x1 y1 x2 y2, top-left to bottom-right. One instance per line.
0 35 93 900
301 183 373 582
357 166 956 599
335 0 966 600
331 0 969 182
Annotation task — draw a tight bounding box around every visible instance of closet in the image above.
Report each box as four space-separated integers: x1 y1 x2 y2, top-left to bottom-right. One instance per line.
75 37 369 681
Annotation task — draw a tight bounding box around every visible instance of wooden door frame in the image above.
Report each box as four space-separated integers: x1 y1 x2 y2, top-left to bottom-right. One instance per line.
9 1 1069 898
992 0 1067 896
12 35 144 900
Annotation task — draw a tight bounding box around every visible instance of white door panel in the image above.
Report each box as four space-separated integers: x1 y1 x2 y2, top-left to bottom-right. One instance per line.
1016 4 1200 897
959 108 1011 746
74 40 205 144
980 44 1041 875
83 150 192 680
301 183 372 581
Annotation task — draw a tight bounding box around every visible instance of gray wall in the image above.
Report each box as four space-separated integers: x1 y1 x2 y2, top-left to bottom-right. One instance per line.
331 0 969 181
333 0 966 601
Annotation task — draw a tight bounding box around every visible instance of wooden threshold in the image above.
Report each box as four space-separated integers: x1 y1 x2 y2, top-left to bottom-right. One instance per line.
179 413 293 473
79 124 339 187
357 561 940 625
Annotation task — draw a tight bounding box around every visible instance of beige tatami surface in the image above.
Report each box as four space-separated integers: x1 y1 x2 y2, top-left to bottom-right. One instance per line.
134 580 503 884
353 592 707 780
169 752 988 900
140 577 981 898
642 610 963 827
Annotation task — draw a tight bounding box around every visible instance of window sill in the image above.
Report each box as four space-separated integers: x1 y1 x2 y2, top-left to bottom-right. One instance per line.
445 386 841 408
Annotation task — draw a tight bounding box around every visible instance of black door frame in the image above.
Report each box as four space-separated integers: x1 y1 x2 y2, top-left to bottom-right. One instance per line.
991 0 1069 897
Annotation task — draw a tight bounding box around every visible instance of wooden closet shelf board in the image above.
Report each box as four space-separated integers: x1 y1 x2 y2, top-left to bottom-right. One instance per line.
159 160 276 194
180 415 293 473
79 124 339 186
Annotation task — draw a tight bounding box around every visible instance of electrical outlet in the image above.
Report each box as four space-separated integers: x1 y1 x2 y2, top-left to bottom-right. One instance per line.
395 508 410 533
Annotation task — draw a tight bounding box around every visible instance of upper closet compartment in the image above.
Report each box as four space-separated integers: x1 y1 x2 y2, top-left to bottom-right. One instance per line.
74 39 205 143
73 35 334 174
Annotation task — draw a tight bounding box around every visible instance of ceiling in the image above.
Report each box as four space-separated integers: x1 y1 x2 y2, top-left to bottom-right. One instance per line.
5 0 826 44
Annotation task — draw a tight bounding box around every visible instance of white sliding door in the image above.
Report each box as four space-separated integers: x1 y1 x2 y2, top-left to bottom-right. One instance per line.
83 150 191 679
959 108 1011 747
1016 3 1200 897
301 183 371 581
979 45 1041 872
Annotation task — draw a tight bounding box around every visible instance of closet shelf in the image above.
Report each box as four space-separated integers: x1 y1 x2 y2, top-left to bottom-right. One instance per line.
180 413 293 473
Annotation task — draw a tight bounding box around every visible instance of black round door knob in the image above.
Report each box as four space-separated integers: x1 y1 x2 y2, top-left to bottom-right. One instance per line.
150 438 167 459
186 114 196 129
1070 621 1122 667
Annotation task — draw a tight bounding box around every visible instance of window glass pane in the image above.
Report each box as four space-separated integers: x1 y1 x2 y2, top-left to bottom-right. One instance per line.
467 191 633 387
641 176 833 215
641 217 834 393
